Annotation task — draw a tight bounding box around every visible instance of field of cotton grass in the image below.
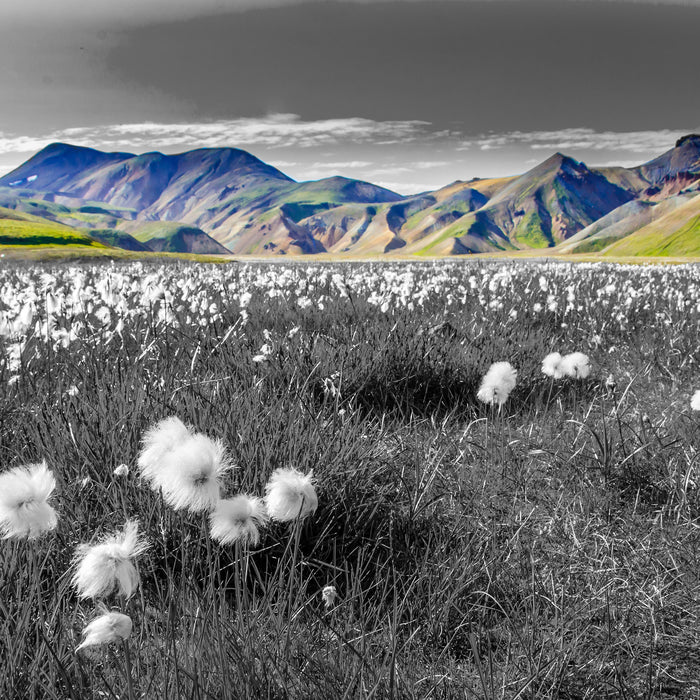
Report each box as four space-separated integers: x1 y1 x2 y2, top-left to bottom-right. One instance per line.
2 258 700 699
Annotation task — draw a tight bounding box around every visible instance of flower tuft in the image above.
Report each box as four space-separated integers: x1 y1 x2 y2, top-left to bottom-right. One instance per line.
560 352 591 379
72 520 149 599
137 417 233 513
157 434 232 513
476 362 517 407
265 468 318 522
76 610 132 652
137 416 192 487
541 352 564 379
0 461 58 539
210 494 268 546
321 584 338 609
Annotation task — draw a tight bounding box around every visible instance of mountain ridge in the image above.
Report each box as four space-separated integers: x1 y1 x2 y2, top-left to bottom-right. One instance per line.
1 137 699 257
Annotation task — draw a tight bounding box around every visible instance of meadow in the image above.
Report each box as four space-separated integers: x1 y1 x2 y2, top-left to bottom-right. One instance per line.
1 258 700 699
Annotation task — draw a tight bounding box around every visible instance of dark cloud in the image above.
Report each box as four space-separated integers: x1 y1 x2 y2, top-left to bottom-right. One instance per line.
103 1 700 132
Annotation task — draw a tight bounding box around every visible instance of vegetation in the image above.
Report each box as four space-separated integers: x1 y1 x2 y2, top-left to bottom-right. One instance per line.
511 210 552 248
0 210 105 248
2 260 700 698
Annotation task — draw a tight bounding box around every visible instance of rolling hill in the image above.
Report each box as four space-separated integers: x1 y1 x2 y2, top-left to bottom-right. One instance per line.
1 136 700 257
0 207 107 248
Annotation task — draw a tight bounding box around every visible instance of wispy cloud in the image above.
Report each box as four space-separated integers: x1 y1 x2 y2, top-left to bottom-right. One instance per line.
461 127 693 154
0 114 436 155
0 119 694 195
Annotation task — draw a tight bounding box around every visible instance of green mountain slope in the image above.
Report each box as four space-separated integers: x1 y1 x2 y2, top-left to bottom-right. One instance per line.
602 194 700 257
0 207 106 248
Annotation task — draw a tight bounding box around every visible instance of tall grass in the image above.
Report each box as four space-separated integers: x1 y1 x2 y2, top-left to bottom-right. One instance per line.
1 259 700 698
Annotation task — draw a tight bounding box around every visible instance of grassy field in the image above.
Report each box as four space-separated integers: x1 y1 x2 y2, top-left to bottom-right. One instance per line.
1 259 700 699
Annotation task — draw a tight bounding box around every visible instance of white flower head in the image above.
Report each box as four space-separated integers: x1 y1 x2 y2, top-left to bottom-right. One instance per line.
542 352 564 379
265 468 318 522
321 584 338 609
113 464 129 478
72 520 150 599
76 611 132 652
691 390 700 411
0 461 58 539
158 434 232 513
477 362 517 407
137 416 192 487
209 494 268 546
560 352 591 379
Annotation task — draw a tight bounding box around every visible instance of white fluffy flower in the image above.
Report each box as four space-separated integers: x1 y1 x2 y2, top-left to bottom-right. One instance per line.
691 390 700 411
321 584 338 609
0 461 58 539
560 352 591 379
76 611 132 652
209 495 268 546
158 434 232 513
476 362 517 407
113 464 129 478
137 416 192 486
265 468 318 522
72 520 149 599
138 417 232 513
542 352 564 379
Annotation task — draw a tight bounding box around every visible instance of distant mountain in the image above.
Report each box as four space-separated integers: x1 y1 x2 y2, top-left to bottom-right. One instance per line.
1 136 700 257
394 155 633 254
634 134 700 184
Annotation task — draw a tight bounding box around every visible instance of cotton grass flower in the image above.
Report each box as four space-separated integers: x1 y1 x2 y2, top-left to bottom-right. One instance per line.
691 390 700 411
265 468 318 522
113 463 129 478
72 520 149 599
541 352 564 379
321 585 338 609
476 362 517 407
0 461 58 539
137 416 192 487
209 494 268 546
560 352 591 379
137 417 233 513
157 434 232 513
76 610 132 652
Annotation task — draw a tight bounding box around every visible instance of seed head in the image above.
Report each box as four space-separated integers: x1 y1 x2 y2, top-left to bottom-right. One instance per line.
0 461 58 539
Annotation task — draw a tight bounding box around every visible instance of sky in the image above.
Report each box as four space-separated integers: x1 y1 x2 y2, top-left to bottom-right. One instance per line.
1 0 698 194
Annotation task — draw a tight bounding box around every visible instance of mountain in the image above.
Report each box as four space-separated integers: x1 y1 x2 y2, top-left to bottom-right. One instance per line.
601 193 700 257
2 137 700 257
0 143 133 192
384 154 634 255
557 193 699 254
634 134 700 185
0 143 400 255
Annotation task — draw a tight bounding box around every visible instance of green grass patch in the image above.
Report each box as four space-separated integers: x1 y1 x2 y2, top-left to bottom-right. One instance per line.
512 210 553 248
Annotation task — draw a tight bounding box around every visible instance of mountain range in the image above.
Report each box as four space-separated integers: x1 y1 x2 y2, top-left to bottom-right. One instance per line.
0 135 699 257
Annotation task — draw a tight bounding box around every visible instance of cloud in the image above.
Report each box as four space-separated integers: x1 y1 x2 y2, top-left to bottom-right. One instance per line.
461 127 694 154
0 115 434 155
1 119 695 196
307 161 374 170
